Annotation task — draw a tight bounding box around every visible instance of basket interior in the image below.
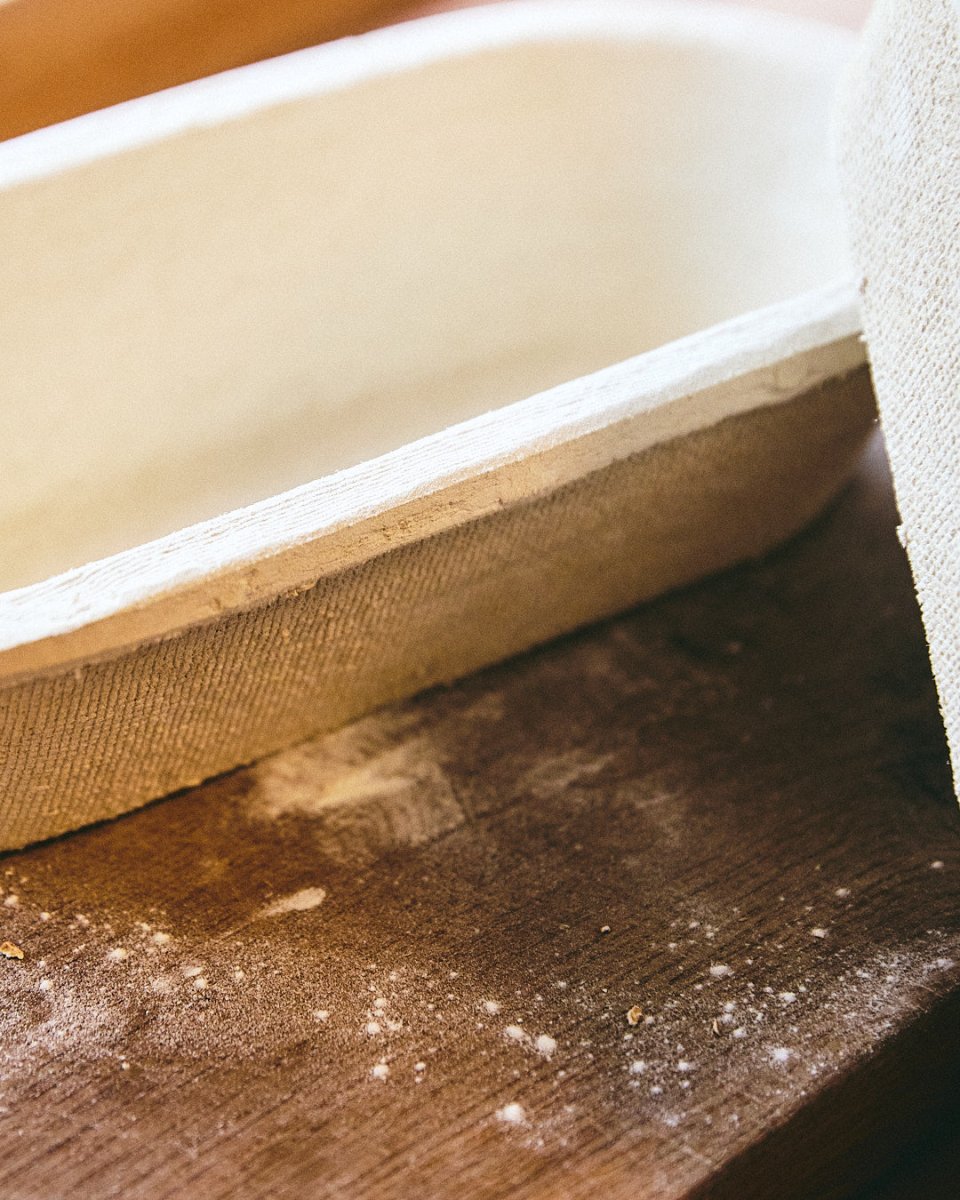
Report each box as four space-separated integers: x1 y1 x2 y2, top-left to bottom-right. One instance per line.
0 25 850 590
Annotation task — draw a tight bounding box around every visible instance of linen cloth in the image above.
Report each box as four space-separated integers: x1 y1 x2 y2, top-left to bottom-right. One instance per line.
838 0 960 786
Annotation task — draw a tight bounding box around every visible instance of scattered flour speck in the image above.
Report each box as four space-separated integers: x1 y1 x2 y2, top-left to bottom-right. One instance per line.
534 1034 557 1057
496 1102 526 1125
261 886 327 918
371 1062 390 1081
709 964 732 979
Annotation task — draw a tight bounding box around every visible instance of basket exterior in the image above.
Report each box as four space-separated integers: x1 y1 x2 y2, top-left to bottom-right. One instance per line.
0 371 873 849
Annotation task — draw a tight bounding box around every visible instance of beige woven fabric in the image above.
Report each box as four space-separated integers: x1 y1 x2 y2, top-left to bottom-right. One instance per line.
0 375 872 850
838 0 960 783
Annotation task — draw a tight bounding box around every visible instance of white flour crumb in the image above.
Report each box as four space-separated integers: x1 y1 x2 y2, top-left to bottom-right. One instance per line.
534 1034 557 1057
778 992 797 1004
676 1060 694 1073
314 1010 330 1022
723 1001 736 1013
414 1061 426 1073
650 1085 663 1096
373 997 388 1010
233 969 246 982
150 977 173 995
482 999 501 1015
371 1062 390 1081
709 964 733 979
75 914 90 928
106 948 128 963
496 1102 526 1125
182 965 203 978
811 928 828 939
151 932 171 947
38 979 53 992
732 1027 747 1039
193 976 208 991
365 1021 382 1036
503 1025 526 1043
770 1047 792 1064
629 1060 646 1075
261 886 327 918
3 895 19 908
39 912 51 922
835 888 851 899
931 861 945 870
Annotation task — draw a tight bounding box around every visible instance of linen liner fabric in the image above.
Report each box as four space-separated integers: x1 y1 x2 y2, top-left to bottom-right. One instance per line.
838 0 960 787
0 373 873 850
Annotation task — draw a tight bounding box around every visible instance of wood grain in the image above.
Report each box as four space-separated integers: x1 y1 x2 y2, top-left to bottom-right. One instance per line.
0 432 957 1199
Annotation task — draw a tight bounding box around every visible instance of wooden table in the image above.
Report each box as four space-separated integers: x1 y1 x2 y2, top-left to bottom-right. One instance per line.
1 432 958 1199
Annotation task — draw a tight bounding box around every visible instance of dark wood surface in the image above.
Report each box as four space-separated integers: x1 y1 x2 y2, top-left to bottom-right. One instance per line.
1 432 958 1199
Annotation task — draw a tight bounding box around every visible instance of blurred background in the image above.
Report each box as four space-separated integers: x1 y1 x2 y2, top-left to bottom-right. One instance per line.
0 0 872 143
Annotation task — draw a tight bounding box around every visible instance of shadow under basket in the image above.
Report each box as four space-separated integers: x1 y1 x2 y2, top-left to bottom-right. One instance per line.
0 0 875 848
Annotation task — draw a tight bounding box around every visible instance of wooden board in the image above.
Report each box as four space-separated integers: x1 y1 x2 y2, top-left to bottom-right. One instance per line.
0 431 958 1199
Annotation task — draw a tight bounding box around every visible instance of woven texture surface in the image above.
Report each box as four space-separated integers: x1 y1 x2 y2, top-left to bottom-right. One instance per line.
839 0 960 784
0 374 873 849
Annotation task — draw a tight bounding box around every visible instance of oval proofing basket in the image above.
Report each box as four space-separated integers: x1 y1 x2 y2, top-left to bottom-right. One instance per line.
0 0 874 848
